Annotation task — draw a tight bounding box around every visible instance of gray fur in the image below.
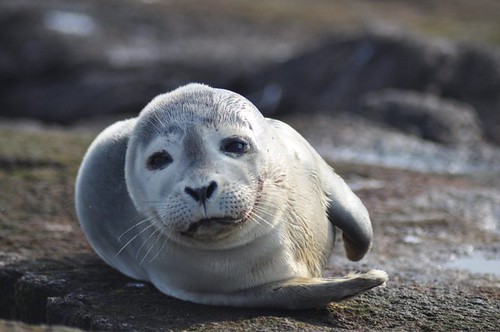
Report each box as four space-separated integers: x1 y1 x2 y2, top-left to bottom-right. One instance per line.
75 83 387 309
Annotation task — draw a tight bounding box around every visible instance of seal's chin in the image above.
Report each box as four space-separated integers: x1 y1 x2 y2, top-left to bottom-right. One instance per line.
180 217 245 240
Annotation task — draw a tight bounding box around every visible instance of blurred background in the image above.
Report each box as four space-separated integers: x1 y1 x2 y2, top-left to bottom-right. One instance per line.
0 2 499 328
1 0 500 146
1 1 500 233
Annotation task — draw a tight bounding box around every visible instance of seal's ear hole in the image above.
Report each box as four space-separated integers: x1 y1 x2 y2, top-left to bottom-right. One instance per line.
146 150 173 170
221 137 250 155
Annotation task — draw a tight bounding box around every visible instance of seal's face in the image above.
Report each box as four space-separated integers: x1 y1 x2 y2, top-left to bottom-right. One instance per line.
125 86 285 249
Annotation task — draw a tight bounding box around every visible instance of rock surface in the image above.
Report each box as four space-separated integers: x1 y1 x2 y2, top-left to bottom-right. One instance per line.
0 0 315 123
0 121 498 331
239 28 500 145
0 319 82 332
358 89 483 145
3 0 500 147
1 1 500 330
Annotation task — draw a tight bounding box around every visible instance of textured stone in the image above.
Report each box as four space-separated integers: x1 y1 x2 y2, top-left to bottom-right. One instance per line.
0 1 311 124
239 28 500 144
359 89 483 145
0 123 499 331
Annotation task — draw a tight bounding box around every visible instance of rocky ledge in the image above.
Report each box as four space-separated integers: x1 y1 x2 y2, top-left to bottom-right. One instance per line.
1 0 499 330
0 119 498 331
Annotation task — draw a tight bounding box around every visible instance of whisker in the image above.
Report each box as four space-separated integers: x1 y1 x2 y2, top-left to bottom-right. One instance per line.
118 216 156 241
140 228 164 265
253 205 276 215
252 202 277 216
148 235 169 263
116 223 156 257
135 226 161 259
248 210 274 228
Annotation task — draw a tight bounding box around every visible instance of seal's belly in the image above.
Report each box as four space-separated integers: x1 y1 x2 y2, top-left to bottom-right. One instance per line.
149 223 332 297
146 236 299 295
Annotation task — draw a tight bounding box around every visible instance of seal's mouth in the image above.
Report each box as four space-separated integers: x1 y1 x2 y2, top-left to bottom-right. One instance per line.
179 178 264 240
180 217 244 237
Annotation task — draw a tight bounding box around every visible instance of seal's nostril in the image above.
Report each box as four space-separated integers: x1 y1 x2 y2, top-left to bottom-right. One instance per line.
206 181 217 199
185 181 217 204
184 187 200 201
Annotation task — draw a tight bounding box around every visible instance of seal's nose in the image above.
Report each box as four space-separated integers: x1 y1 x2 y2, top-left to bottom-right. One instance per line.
184 181 217 204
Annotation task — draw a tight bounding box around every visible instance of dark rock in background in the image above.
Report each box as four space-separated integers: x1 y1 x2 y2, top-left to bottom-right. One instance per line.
2 3 500 147
1 2 500 330
358 89 483 146
0 8 161 123
0 1 313 123
239 28 500 145
2 2 500 146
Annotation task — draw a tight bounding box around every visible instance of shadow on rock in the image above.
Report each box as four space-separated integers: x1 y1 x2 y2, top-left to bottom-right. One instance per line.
0 255 343 331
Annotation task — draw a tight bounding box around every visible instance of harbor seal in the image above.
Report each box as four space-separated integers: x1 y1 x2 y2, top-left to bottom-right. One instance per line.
75 83 387 309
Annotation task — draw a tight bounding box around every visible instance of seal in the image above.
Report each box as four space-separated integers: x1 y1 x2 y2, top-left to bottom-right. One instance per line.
75 83 387 309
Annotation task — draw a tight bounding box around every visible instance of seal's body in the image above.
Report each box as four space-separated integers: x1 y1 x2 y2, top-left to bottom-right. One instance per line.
76 84 387 309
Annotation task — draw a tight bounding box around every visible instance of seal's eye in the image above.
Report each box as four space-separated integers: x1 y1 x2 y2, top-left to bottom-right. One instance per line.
146 150 173 170
221 138 250 155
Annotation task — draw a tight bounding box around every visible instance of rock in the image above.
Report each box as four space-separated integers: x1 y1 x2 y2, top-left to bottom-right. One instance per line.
3 2 500 146
358 89 483 145
444 43 500 145
0 1 313 124
238 27 500 145
0 7 224 123
238 27 459 114
0 319 82 332
1 122 499 331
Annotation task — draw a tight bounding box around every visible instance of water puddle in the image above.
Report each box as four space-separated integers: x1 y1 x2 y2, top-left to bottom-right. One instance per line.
445 251 500 276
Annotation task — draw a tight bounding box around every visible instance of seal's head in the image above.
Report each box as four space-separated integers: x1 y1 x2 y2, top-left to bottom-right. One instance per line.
125 84 286 249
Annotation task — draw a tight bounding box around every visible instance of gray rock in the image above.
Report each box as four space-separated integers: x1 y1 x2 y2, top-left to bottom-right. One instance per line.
239 27 500 145
1 123 499 331
0 319 82 332
0 1 312 123
359 89 483 145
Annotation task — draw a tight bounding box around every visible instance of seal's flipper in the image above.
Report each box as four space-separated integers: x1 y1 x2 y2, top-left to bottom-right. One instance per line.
325 172 373 261
265 118 373 261
251 270 388 309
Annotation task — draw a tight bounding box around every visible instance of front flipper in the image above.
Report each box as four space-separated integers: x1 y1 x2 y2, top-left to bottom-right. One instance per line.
265 118 373 261
326 172 373 261
252 270 388 309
